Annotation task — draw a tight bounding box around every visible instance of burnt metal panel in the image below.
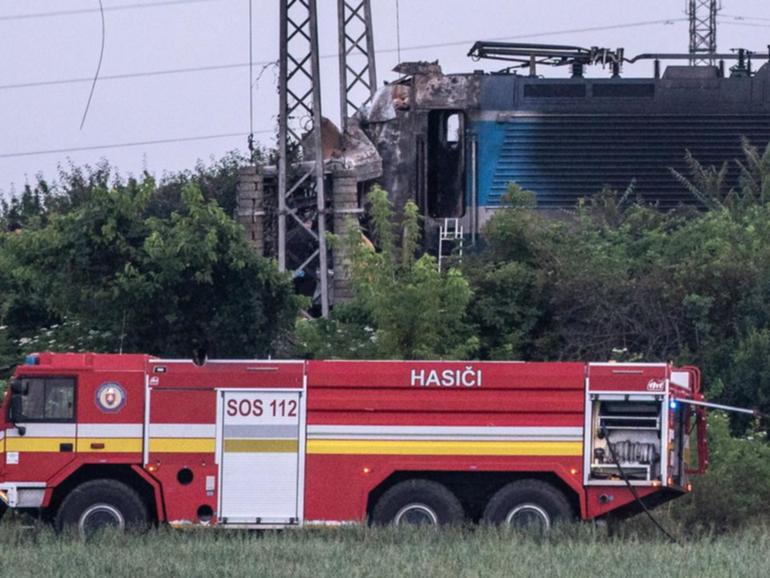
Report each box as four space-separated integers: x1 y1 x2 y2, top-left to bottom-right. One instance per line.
524 84 587 98
592 83 656 98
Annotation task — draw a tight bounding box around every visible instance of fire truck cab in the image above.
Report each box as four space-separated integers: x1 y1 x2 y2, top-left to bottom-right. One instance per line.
0 353 707 535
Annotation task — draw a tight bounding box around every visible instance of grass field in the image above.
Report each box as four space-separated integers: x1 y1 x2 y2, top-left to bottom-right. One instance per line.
1 520 769 578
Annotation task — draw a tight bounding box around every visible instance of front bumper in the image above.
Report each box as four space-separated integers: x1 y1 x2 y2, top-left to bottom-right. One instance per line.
0 483 46 508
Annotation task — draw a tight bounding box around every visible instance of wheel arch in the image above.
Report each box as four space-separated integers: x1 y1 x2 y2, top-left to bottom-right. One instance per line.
46 464 162 523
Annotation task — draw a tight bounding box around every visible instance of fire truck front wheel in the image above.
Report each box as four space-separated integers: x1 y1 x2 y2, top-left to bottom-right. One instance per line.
482 480 573 532
54 479 149 537
371 479 464 526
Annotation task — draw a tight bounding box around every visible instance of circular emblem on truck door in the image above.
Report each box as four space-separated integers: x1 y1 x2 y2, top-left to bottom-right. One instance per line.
95 382 126 413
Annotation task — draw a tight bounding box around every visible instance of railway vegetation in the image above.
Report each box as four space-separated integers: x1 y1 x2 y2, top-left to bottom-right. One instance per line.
2 142 770 531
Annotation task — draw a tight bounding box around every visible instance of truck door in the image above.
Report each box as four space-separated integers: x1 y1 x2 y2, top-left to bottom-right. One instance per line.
4 376 78 485
217 389 305 525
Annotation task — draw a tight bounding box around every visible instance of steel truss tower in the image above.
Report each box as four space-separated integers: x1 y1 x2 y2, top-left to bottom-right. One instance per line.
687 0 720 66
277 0 377 316
337 0 378 134
278 0 330 316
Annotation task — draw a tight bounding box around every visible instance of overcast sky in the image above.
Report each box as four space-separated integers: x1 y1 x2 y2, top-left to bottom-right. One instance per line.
1 0 769 198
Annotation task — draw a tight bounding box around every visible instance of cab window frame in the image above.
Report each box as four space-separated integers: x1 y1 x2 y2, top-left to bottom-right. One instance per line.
12 375 77 423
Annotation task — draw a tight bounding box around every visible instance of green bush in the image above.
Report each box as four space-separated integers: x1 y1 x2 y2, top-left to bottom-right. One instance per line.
668 413 770 531
0 172 299 369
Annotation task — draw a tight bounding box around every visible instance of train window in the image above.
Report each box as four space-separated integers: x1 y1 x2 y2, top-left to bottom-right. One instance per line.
446 113 461 144
426 110 466 218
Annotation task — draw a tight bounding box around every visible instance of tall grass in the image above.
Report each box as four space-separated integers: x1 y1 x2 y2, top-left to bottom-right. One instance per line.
1 521 768 578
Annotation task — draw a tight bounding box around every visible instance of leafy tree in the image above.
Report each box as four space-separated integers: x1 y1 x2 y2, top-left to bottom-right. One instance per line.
148 152 250 218
0 175 299 371
671 139 770 211
138 183 298 357
0 153 249 231
296 186 477 360
462 185 557 359
719 330 770 433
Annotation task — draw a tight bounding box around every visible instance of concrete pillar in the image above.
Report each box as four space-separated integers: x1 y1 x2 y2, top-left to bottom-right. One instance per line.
331 167 360 303
236 165 266 255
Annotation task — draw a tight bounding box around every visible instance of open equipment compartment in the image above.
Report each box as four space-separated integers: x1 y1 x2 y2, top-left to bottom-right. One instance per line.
583 363 674 487
588 394 664 482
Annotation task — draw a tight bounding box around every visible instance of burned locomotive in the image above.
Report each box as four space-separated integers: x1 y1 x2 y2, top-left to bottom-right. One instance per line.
361 44 770 242
242 43 770 306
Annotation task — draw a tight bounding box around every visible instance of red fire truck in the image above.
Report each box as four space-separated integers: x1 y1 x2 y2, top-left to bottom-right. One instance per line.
0 353 709 535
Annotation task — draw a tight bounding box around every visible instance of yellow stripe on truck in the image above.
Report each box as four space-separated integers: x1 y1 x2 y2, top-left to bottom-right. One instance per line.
149 438 216 453
223 439 298 453
5 438 76 452
77 438 143 453
4 437 584 457
306 439 584 457
5 437 214 454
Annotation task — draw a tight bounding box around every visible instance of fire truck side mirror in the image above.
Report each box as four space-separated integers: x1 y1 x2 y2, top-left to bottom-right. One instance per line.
10 379 25 395
8 380 27 436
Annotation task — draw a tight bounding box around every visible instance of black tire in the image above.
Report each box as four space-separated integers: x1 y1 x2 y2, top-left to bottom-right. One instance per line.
371 479 464 526
482 479 573 532
55 479 148 537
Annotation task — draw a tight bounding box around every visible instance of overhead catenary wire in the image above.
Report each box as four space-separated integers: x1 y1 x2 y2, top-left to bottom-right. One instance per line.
0 131 272 160
0 0 224 22
0 18 691 93
0 62 251 92
717 21 770 29
721 14 770 22
0 18 695 162
80 0 107 130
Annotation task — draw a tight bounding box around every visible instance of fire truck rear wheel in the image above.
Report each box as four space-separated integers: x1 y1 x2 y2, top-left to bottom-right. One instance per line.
482 480 573 532
371 480 464 526
55 479 149 537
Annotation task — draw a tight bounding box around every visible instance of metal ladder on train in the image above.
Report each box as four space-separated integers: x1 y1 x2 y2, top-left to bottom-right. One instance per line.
438 218 464 272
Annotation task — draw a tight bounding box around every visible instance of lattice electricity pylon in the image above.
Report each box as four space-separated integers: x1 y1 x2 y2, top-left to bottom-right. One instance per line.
686 0 720 65
337 0 377 134
278 0 330 316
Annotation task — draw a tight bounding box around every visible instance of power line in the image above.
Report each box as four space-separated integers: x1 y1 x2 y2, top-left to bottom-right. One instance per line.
380 18 690 56
0 62 251 92
721 14 770 22
80 1 107 130
0 131 272 160
0 0 224 22
0 18 689 93
718 20 770 29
